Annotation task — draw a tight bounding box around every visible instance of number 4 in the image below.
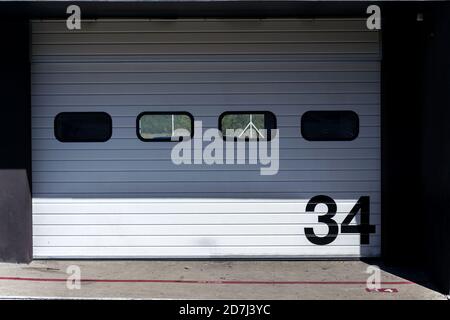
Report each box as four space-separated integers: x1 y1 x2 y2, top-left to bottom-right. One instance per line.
341 196 376 245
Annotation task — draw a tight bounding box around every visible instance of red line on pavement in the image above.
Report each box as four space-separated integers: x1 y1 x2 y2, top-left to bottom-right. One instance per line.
0 276 414 285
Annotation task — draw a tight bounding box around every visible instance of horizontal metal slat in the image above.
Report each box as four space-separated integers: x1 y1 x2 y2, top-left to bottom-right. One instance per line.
33 245 381 258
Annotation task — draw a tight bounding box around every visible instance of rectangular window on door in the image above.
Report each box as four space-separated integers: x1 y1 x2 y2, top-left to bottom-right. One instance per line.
137 112 194 142
54 112 112 142
301 111 359 141
219 111 276 141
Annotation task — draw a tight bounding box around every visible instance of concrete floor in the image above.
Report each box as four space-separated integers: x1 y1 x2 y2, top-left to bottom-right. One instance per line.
0 260 445 300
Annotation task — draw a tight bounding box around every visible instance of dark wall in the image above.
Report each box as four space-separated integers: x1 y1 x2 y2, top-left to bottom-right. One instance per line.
381 5 426 267
420 6 450 295
0 1 371 18
0 20 32 263
382 2 450 294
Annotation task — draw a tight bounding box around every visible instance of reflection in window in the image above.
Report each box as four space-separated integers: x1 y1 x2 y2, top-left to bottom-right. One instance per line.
219 112 276 141
137 112 193 142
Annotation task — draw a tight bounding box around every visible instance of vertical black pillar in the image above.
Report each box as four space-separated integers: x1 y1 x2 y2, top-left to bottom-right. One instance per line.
0 19 32 263
381 6 426 267
421 5 450 295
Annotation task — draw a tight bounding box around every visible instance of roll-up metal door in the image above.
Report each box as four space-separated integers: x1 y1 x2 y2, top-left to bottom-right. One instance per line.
31 19 381 258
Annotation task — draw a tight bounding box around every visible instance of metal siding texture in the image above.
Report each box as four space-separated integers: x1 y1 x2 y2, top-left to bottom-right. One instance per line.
31 19 381 258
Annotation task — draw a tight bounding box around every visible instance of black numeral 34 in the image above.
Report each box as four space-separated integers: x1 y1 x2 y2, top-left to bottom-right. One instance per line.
304 195 376 245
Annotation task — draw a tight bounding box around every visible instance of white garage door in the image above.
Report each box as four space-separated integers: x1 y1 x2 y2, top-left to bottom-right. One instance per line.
31 19 381 258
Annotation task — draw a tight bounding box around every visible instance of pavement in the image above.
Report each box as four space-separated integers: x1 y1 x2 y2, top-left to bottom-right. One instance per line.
0 260 445 300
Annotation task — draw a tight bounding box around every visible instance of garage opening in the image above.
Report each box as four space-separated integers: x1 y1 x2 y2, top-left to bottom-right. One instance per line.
31 19 380 258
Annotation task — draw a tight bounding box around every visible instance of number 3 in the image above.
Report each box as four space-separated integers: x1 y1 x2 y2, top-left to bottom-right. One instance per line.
304 195 339 245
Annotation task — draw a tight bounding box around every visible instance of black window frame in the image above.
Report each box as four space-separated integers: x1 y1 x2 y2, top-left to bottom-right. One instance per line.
218 111 277 141
300 110 359 141
54 112 113 143
136 111 194 142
